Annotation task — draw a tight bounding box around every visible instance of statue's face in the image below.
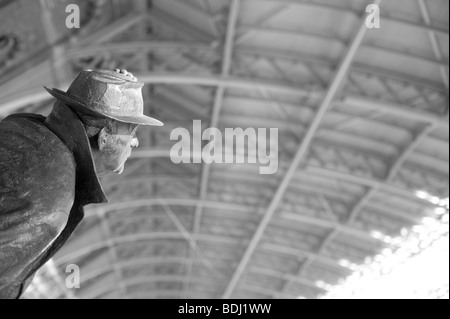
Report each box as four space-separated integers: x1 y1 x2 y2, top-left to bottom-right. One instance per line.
93 123 139 176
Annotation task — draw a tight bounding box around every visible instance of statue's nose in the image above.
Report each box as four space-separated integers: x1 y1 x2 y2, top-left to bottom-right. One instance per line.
131 137 139 148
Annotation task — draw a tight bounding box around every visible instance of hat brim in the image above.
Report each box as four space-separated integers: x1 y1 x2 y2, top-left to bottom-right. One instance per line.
44 87 164 127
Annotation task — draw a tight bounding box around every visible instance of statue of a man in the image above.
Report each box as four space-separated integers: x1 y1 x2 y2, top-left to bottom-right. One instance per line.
0 69 163 298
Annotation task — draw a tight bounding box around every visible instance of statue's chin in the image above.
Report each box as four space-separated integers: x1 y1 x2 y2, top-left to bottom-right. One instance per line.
97 164 124 176
115 164 125 175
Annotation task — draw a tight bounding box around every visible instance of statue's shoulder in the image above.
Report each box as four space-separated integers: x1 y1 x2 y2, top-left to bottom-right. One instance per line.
2 113 46 123
0 113 76 187
1 113 64 150
0 114 76 283
0 113 47 139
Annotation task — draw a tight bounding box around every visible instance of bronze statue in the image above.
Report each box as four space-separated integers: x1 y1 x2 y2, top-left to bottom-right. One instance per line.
0 69 163 298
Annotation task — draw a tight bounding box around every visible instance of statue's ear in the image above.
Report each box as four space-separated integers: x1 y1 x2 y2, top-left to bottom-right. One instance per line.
98 128 109 151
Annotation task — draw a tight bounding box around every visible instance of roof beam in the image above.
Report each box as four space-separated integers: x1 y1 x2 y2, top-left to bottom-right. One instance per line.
96 200 380 243
261 243 347 272
234 4 292 44
318 194 339 223
81 257 224 283
221 1 380 299
86 278 302 300
340 96 447 126
83 275 227 299
238 24 448 69
148 7 215 43
100 172 426 224
137 73 316 96
186 0 242 293
77 12 144 46
68 41 211 59
55 199 384 265
3 73 446 126
158 197 225 279
55 231 243 265
239 285 298 299
249 266 324 292
126 147 441 205
165 0 220 37
305 165 441 206
91 194 424 227
417 0 449 91
87 197 253 216
245 0 449 37
126 291 210 299
340 123 436 241
78 255 332 291
282 211 383 243
385 124 437 183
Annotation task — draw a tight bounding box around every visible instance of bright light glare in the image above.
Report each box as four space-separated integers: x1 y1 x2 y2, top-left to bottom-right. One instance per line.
320 193 449 300
435 207 448 215
415 190 428 199
370 230 385 239
415 190 449 209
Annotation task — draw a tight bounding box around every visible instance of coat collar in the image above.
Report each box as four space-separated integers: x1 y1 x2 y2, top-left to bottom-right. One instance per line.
45 101 108 205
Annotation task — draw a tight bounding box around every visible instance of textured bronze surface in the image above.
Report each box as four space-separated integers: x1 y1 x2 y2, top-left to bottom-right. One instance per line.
0 102 107 298
44 70 163 126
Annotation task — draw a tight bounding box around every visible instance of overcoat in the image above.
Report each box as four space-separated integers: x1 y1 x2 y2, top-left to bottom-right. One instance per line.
0 102 107 298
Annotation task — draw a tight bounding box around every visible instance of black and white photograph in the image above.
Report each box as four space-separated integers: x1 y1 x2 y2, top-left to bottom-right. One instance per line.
0 0 448 303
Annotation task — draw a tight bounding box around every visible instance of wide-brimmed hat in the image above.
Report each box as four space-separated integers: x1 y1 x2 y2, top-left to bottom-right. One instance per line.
44 69 163 126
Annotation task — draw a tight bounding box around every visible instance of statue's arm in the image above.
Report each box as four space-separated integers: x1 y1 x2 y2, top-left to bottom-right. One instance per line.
0 119 50 298
0 194 35 298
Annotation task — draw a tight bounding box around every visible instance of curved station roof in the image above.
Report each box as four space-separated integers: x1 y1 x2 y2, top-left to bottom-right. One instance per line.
0 0 448 299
